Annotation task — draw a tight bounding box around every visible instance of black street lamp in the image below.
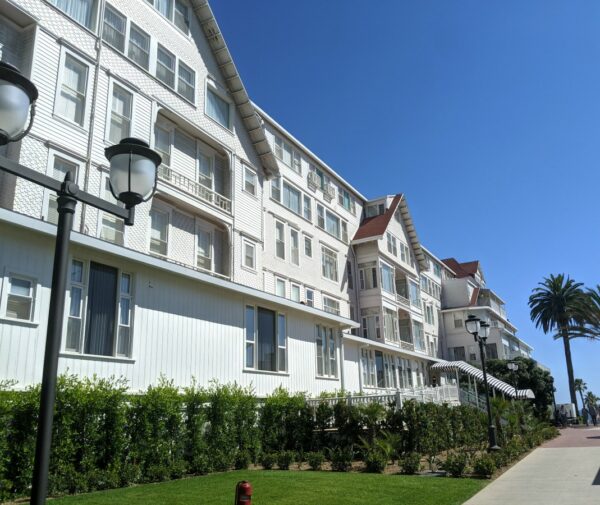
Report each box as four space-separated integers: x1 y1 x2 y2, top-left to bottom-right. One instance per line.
465 314 500 451
0 61 161 504
507 361 519 399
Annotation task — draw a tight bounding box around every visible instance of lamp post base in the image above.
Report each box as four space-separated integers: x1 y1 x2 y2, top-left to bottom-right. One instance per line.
487 424 501 452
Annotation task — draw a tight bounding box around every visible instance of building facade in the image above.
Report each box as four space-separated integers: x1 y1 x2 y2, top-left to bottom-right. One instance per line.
0 0 532 397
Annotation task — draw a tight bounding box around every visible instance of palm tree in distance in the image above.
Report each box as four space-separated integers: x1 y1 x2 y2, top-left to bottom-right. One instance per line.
574 379 588 412
529 274 588 415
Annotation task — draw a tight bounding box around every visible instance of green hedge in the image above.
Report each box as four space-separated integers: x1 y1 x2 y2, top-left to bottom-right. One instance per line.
0 376 555 500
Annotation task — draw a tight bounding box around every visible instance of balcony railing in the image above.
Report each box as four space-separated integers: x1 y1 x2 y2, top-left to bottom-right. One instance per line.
158 165 231 213
396 293 410 307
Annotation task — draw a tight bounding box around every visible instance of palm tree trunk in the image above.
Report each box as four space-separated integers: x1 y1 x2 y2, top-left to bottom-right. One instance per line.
561 327 579 416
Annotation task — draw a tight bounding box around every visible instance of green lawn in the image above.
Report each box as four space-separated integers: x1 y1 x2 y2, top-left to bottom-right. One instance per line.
50 470 487 505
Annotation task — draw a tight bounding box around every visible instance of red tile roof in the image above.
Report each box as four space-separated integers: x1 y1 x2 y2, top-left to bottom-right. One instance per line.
442 258 480 279
353 194 403 241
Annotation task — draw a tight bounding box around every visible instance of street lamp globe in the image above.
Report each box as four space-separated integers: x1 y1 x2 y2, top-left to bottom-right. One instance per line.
465 314 481 336
105 138 161 209
0 61 38 145
479 321 490 341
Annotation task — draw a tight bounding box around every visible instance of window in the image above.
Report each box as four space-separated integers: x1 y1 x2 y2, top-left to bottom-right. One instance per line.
359 263 378 290
282 182 301 214
325 210 340 238
174 0 190 32
57 54 88 126
323 296 340 315
317 204 325 229
271 177 281 201
128 23 150 69
100 178 125 245
150 208 169 255
275 221 285 259
4 276 34 321
316 325 337 378
66 261 134 357
305 288 314 307
275 278 285 298
155 0 173 18
196 227 212 270
303 194 312 221
198 151 213 189
451 346 465 361
399 318 411 344
453 313 463 329
338 188 355 214
433 262 442 278
304 236 312 257
386 233 397 256
316 205 346 241
424 304 435 325
321 246 338 281
206 88 230 128
399 242 410 264
178 61 195 102
156 45 175 87
346 261 353 290
380 263 395 294
274 135 301 173
361 349 377 387
468 345 478 362
362 311 381 340
47 156 78 224
103 5 126 52
108 83 132 144
409 281 421 307
413 321 425 352
383 308 398 343
485 343 498 360
243 167 257 196
154 124 171 166
245 306 286 372
50 0 95 29
243 240 255 270
291 284 300 302
290 229 299 266
341 222 348 243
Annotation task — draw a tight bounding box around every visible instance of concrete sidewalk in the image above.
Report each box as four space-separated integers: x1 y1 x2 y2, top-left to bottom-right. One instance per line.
464 427 600 505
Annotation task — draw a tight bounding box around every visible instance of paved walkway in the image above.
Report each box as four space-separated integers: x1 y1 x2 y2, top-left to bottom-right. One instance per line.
464 426 600 505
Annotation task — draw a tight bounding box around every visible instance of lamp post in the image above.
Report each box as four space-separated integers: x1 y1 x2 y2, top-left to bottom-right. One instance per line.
0 61 161 504
465 314 500 451
507 361 519 400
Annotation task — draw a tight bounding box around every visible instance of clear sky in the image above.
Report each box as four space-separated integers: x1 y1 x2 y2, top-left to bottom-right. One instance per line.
212 0 600 403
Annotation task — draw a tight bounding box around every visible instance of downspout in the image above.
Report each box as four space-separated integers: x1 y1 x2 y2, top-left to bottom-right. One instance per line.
80 0 106 234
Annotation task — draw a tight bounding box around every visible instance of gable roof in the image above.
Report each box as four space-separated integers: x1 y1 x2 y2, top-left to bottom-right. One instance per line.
191 1 279 178
352 194 428 270
442 258 480 279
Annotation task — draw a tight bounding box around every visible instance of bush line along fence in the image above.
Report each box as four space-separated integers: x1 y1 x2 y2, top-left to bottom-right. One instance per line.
0 375 558 500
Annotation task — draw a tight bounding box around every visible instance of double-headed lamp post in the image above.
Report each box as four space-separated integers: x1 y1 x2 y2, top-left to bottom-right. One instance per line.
0 61 161 504
507 362 519 399
465 314 500 451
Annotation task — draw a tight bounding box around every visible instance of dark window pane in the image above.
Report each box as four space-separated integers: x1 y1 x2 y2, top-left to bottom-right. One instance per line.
84 262 118 356
257 307 276 371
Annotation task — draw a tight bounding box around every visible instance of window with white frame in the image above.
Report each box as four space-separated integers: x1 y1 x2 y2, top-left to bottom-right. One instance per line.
196 226 212 270
321 246 338 281
303 194 312 221
433 262 442 278
275 278 286 298
399 242 410 264
4 275 35 321
243 239 255 270
325 210 340 238
413 321 425 352
154 123 172 167
290 229 299 266
103 4 126 52
50 0 96 29
274 135 301 173
451 346 466 361
338 187 355 214
468 345 478 362
290 283 301 302
409 281 421 307
100 177 125 246
424 304 435 325
275 220 285 259
128 23 150 69
305 288 314 307
361 349 377 387
156 44 175 88
304 235 312 257
147 0 190 34
383 308 398 343
177 61 195 102
149 208 169 256
315 205 346 242
359 263 378 290
361 309 381 339
271 177 281 201
317 204 325 229
56 53 88 126
65 259 134 357
243 166 257 196
206 87 230 129
244 305 286 372
453 312 463 329
316 325 337 378
108 83 132 144
323 296 340 315
380 262 395 294
47 156 79 225
386 233 397 256
341 221 348 243
197 150 213 189
282 181 301 214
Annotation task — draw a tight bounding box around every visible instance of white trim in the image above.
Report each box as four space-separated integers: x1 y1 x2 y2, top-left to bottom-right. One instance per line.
104 76 137 145
53 46 90 130
0 270 40 324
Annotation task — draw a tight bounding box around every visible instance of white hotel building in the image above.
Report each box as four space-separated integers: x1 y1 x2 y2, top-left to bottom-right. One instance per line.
0 0 533 397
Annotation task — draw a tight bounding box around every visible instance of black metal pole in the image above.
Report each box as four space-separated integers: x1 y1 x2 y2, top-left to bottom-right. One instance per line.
30 179 77 504
479 338 500 451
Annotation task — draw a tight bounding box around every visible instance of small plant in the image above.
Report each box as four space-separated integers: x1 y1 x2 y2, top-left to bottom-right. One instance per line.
472 454 496 479
277 450 295 470
330 447 353 472
307 451 325 470
364 449 388 473
443 451 469 478
260 452 276 470
400 452 421 475
234 449 252 470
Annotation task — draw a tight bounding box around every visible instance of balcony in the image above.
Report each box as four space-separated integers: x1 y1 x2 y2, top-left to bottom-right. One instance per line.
158 165 231 213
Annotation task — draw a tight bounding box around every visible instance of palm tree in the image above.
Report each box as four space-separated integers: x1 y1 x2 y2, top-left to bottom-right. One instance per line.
574 379 587 411
529 274 588 415
585 391 598 408
569 285 600 340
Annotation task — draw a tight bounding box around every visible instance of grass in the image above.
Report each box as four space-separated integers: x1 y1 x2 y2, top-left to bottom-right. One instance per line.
49 470 487 505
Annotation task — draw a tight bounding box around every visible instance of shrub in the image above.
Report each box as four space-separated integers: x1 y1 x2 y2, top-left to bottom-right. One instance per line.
364 450 388 473
307 451 325 470
330 447 353 472
234 450 252 470
443 452 469 478
260 452 276 470
472 454 496 478
400 452 421 475
277 451 295 470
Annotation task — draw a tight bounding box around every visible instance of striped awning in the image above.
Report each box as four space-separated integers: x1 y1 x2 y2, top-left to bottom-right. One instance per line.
431 360 535 400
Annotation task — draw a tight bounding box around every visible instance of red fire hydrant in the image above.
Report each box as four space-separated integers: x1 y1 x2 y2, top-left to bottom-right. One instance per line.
235 480 253 505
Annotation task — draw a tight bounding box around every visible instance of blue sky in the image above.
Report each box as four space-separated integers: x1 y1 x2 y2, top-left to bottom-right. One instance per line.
212 0 600 403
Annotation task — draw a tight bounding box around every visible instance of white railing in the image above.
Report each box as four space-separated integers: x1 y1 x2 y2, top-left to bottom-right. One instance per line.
396 293 410 307
158 165 232 213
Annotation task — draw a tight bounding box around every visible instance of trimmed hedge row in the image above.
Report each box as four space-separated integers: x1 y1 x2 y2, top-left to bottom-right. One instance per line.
0 376 555 500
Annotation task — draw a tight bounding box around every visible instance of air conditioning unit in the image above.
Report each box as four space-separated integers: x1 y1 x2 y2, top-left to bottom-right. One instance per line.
324 183 336 202
307 171 319 189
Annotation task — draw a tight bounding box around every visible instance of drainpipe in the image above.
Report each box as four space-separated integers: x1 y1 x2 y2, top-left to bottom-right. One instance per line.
80 0 106 234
